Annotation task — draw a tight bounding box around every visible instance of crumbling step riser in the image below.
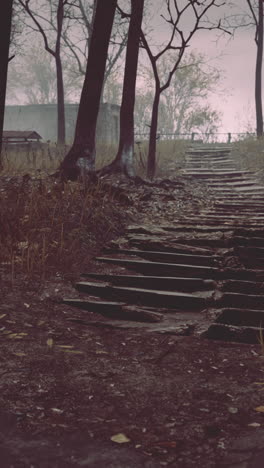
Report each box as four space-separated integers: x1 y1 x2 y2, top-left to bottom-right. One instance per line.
186 152 231 157
127 239 213 255
206 210 264 216
217 292 264 310
194 214 264 221
203 323 260 344
206 182 258 189
81 273 217 292
215 308 264 327
216 195 264 201
214 204 264 210
183 214 264 221
96 256 264 282
183 172 253 179
163 224 259 231
75 281 210 309
211 187 264 194
233 237 264 247
95 257 217 279
103 249 219 267
222 279 264 294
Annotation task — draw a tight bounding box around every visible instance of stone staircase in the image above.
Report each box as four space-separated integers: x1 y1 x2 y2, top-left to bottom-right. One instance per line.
63 144 264 343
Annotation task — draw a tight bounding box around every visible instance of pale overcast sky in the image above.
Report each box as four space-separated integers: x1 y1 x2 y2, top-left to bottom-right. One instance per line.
141 0 257 136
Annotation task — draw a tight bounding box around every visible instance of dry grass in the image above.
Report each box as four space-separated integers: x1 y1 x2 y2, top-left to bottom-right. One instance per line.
0 139 188 280
134 139 188 177
1 139 187 177
231 136 264 180
0 175 128 281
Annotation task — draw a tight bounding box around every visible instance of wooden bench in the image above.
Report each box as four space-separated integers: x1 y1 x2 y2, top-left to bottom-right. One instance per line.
2 130 42 149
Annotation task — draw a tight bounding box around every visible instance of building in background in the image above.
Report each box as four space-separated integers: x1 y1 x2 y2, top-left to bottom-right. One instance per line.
4 103 120 144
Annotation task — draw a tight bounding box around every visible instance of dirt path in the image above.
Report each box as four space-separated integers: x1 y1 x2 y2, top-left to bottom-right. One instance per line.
1 145 264 467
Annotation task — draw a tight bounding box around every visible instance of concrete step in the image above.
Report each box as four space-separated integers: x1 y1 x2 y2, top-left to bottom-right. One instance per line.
81 273 216 292
204 323 260 344
103 248 219 266
95 257 218 278
75 281 211 309
215 308 264 327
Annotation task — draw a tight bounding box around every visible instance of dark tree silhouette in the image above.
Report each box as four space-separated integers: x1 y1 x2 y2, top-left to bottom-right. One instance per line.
97 0 144 177
19 0 68 145
247 0 264 137
60 0 117 179
141 0 229 179
0 0 14 169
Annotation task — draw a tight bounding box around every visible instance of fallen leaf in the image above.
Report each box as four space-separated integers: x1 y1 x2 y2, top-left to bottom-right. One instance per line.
57 345 74 349
47 338 54 347
62 349 84 354
111 433 131 444
0 314 6 320
228 407 238 414
13 352 26 357
51 408 64 414
248 423 261 427
255 406 264 413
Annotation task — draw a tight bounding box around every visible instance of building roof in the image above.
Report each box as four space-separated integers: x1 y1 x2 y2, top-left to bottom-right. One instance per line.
3 130 42 140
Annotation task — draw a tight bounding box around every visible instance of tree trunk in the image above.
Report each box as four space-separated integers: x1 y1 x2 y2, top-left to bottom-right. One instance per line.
147 88 160 179
56 0 66 145
0 0 13 169
256 0 263 138
56 56 66 145
107 0 145 177
60 0 117 179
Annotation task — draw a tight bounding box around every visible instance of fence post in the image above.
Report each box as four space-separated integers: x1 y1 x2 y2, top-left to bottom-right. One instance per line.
227 132 231 143
191 132 195 142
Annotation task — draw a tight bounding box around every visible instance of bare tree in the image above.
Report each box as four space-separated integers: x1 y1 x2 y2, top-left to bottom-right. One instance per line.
248 0 263 137
135 52 222 137
59 0 117 180
61 0 127 100
18 0 69 145
140 0 229 179
0 0 14 168
224 1 263 137
100 0 145 177
6 43 83 105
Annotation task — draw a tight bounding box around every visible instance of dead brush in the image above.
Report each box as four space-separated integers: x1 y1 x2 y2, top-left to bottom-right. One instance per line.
258 324 264 357
133 139 188 178
0 175 127 281
231 136 264 180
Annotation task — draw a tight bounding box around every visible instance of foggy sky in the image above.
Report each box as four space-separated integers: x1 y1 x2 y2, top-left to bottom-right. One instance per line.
145 0 257 134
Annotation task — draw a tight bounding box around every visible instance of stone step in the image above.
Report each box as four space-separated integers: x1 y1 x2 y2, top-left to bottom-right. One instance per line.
204 323 260 343
214 203 264 210
162 224 253 232
95 257 218 278
81 273 216 292
62 298 164 323
128 238 214 255
222 279 264 294
96 256 264 281
212 186 264 193
207 181 258 188
215 308 264 327
103 248 219 266
218 292 264 310
183 171 251 178
75 281 211 309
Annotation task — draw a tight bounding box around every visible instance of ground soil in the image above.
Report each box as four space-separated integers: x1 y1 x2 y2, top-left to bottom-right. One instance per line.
1 172 264 468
